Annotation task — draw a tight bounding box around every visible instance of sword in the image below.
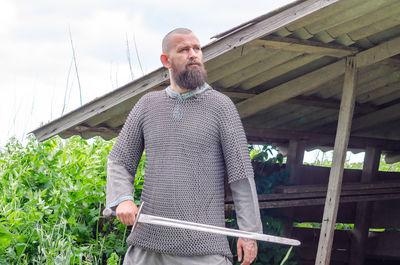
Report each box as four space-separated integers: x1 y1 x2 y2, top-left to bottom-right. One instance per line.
103 202 300 246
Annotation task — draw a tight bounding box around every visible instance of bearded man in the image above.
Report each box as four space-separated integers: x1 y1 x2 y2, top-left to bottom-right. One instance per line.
106 28 262 265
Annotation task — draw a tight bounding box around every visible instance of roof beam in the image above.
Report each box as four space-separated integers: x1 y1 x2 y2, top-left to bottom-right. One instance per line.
202 0 340 61
247 36 358 57
236 35 400 119
351 103 400 132
244 128 400 151
287 96 377 114
31 70 169 141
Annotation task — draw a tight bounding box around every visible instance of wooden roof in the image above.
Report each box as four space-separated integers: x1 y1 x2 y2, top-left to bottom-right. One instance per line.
32 0 400 153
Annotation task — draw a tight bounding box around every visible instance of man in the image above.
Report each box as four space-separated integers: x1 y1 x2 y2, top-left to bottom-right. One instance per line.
106 28 262 265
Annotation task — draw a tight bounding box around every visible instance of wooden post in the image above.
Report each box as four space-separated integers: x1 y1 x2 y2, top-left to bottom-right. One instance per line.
287 139 306 185
315 56 357 265
349 146 380 265
285 139 306 237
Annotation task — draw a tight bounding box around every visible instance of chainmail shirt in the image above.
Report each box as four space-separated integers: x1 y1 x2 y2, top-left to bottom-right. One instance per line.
107 84 255 259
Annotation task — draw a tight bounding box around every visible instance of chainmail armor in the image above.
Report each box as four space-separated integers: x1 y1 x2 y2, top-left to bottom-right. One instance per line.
108 85 254 259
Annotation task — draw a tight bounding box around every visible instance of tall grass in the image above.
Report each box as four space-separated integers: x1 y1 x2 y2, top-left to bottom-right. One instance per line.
0 135 144 264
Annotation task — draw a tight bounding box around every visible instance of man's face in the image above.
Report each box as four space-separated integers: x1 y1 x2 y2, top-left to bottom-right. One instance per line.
166 33 207 90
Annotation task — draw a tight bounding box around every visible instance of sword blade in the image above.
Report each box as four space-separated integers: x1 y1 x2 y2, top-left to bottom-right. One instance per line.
138 213 300 246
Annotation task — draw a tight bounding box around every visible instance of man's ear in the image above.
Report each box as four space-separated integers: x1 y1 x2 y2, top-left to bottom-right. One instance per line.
160 54 170 68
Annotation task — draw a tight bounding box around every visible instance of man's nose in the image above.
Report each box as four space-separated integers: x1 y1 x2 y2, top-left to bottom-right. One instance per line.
188 48 198 58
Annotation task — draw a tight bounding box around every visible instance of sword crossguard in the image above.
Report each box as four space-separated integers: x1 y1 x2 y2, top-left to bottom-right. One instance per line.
132 201 144 231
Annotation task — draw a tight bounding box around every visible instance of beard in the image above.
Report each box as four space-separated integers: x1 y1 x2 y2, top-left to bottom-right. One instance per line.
171 60 207 90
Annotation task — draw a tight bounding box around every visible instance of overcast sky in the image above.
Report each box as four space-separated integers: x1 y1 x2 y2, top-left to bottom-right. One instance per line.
1 0 299 147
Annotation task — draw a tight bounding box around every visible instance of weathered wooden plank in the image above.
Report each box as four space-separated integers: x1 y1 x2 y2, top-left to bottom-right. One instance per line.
226 187 400 203
353 70 400 97
351 103 400 132
372 89 400 106
237 59 346 119
293 229 400 263
289 109 337 131
31 68 170 141
221 91 255 99
204 45 259 73
288 96 377 114
265 105 321 129
326 1 400 39
275 181 400 194
218 51 300 88
286 0 365 32
305 0 395 35
247 36 358 57
241 54 322 90
349 147 380 265
315 56 357 265
356 35 400 68
244 127 400 151
225 193 400 210
287 139 306 184
366 232 400 259
207 48 279 84
346 16 400 45
203 0 341 62
316 64 393 99
358 81 400 104
353 120 400 142
236 36 400 119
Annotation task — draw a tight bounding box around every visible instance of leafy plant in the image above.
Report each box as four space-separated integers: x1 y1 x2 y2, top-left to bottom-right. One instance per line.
228 145 299 265
0 135 145 264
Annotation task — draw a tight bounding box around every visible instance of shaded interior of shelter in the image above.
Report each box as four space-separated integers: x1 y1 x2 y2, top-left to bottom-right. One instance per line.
32 0 400 264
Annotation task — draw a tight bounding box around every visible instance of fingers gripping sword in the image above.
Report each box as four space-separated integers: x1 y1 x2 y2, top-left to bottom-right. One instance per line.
103 202 301 246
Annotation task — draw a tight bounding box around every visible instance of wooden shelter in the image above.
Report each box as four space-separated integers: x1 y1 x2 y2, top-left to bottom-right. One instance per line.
32 0 400 264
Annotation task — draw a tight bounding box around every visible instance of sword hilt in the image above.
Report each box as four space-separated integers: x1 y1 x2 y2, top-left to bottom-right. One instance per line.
103 207 113 217
132 202 144 231
103 202 144 229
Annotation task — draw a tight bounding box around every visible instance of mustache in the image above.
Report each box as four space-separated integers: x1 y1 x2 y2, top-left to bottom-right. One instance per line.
186 60 202 67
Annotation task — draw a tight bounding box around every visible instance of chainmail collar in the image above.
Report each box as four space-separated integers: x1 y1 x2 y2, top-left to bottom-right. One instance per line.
165 83 211 100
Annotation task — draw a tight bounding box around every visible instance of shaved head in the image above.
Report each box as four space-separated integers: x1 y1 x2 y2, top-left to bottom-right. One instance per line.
162 28 193 54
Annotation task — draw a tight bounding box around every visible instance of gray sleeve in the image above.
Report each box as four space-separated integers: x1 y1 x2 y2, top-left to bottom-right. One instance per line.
105 159 135 211
106 98 145 211
230 178 263 233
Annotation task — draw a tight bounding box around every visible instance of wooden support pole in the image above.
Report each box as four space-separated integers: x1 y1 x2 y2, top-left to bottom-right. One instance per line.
287 139 306 185
315 56 357 265
285 139 306 237
349 146 380 265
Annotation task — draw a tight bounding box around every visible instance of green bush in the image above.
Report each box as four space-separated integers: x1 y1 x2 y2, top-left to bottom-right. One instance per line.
0 135 138 264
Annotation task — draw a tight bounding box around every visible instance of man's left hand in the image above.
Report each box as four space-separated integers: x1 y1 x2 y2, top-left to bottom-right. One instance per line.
237 237 258 265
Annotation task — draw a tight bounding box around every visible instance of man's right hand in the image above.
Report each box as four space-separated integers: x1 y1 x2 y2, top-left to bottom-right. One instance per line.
116 200 138 226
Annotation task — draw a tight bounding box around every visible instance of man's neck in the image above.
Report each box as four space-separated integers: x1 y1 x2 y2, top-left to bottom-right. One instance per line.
170 83 192 94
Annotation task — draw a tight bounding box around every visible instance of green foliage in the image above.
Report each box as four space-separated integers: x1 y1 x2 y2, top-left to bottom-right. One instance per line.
304 151 400 172
0 136 303 264
0 135 144 264
249 144 288 194
228 145 299 265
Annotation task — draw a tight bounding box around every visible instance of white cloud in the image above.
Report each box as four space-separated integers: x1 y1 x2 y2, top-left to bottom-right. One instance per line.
1 0 295 146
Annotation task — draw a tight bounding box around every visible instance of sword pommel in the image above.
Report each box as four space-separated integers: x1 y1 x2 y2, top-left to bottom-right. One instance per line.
103 207 113 217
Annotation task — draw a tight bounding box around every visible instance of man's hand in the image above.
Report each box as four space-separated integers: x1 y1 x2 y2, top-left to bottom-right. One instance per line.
237 237 258 265
116 200 138 226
